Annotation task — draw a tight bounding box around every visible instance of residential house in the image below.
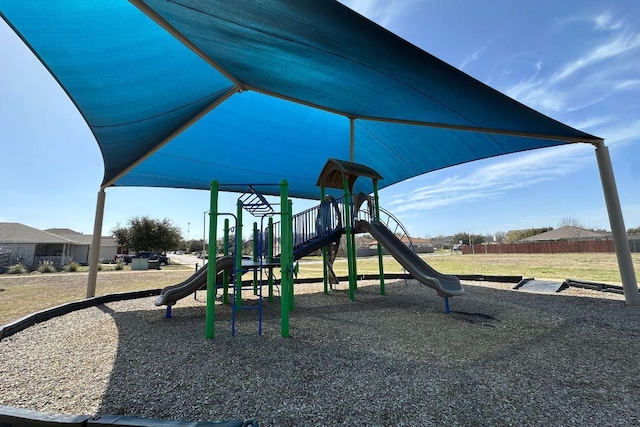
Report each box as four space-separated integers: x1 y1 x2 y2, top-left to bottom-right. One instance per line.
0 222 76 266
520 226 611 242
0 222 118 267
45 228 119 263
356 234 434 256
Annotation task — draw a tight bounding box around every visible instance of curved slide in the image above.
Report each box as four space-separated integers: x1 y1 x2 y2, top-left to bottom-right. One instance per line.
154 255 234 306
356 220 464 297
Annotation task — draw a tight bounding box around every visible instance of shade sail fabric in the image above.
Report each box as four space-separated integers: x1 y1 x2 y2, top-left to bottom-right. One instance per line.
0 0 601 199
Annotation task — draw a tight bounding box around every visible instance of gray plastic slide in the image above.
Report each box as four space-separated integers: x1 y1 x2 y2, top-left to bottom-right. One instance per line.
155 255 235 306
356 220 464 297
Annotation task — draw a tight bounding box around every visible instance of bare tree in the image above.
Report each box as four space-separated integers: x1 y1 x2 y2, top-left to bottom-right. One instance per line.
493 231 506 243
559 217 584 228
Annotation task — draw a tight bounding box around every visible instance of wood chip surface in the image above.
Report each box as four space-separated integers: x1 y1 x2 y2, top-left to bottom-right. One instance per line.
1 280 639 426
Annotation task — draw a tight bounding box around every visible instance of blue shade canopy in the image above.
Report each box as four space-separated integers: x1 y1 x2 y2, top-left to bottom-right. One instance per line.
0 0 601 199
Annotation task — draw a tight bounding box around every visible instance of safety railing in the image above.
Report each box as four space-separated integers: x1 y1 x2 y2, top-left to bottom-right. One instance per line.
353 195 415 252
263 193 415 258
271 196 344 257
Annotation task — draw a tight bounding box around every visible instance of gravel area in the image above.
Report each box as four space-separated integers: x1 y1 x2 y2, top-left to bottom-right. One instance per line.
1 280 639 426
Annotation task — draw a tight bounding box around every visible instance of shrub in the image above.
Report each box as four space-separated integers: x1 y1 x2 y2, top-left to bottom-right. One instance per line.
37 260 57 273
64 262 80 272
7 263 28 274
97 263 103 271
114 261 124 271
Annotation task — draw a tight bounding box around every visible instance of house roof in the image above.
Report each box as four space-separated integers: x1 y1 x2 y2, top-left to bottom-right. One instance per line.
520 226 611 242
45 228 118 247
45 228 93 245
358 235 431 247
0 1 600 200
401 236 432 245
100 237 118 247
0 223 75 245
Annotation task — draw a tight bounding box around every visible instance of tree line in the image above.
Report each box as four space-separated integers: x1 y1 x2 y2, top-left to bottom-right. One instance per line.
112 215 640 255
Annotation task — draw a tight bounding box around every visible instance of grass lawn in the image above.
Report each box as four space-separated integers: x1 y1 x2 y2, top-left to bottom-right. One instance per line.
1 252 639 326
0 265 193 326
298 251 640 284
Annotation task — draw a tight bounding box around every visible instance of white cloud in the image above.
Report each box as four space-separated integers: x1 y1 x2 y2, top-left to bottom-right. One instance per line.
615 80 640 90
339 0 419 28
459 48 484 70
505 78 566 112
567 116 613 131
551 33 640 83
386 144 593 213
599 119 640 147
592 12 622 31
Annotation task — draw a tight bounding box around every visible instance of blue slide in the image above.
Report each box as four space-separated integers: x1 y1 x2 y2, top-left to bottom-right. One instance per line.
356 220 464 297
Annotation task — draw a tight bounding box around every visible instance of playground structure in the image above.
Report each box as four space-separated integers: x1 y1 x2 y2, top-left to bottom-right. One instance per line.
155 159 464 339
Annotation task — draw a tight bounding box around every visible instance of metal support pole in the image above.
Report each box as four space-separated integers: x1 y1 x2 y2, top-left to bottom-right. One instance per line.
205 180 219 339
320 186 329 294
594 143 639 305
373 180 385 295
288 199 295 312
280 180 292 337
86 188 106 298
235 199 243 308
267 217 274 303
223 218 230 304
253 222 258 295
343 178 356 300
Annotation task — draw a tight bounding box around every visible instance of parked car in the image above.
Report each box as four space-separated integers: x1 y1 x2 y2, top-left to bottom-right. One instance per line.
118 251 170 266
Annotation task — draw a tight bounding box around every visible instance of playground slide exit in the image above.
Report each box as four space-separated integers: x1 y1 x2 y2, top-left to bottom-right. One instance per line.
355 220 464 298
155 255 235 306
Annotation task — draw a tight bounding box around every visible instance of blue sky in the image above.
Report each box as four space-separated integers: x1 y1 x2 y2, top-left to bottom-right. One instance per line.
1 0 639 240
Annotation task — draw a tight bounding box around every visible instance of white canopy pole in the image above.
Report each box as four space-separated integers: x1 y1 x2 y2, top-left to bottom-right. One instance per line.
594 142 639 305
86 188 106 298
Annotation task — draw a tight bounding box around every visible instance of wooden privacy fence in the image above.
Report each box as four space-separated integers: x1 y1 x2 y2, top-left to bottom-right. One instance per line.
461 239 632 254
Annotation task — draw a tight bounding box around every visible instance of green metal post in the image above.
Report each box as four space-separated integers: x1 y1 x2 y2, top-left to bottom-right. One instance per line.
223 218 230 304
351 231 358 289
343 177 356 300
280 180 292 337
320 186 329 295
267 217 274 303
373 180 385 295
205 180 219 340
253 222 258 295
235 199 243 308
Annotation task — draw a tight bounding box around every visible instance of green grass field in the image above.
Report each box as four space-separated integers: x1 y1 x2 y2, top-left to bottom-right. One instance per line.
1 252 638 326
298 251 640 284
